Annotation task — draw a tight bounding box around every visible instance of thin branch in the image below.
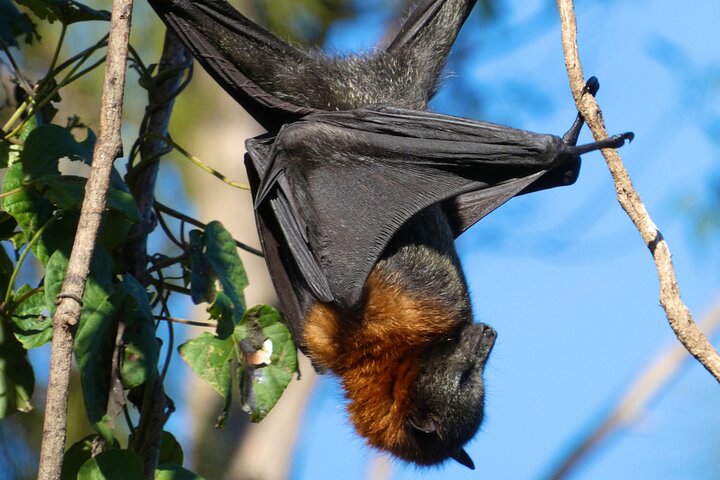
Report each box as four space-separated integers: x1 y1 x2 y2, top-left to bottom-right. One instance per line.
124 29 191 479
556 0 720 382
156 315 218 329
3 212 60 306
0 37 33 94
142 252 188 279
37 0 135 477
155 201 264 257
53 34 109 77
3 35 109 140
545 303 720 480
159 315 174 381
156 207 185 249
136 132 250 190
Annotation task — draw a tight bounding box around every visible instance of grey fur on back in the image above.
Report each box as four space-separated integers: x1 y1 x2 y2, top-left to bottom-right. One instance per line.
238 0 471 110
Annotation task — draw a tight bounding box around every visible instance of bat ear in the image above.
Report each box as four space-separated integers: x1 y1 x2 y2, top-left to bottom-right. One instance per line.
451 448 475 470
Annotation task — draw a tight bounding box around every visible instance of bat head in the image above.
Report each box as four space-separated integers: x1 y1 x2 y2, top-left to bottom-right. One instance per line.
403 322 496 469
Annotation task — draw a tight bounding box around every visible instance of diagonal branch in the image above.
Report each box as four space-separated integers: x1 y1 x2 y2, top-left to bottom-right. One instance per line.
36 0 135 478
545 303 720 479
556 0 720 382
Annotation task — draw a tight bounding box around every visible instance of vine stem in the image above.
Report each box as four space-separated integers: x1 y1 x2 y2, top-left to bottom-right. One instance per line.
36 0 135 477
125 30 191 479
557 0 720 382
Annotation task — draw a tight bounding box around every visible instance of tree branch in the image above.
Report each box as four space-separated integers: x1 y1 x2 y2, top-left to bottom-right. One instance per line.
36 0 135 477
556 0 720 382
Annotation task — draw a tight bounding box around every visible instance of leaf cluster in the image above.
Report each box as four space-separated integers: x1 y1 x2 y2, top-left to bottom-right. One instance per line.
0 0 299 477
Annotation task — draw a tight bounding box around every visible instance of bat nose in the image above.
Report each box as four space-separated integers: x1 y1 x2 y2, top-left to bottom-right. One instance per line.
477 323 497 343
462 323 497 353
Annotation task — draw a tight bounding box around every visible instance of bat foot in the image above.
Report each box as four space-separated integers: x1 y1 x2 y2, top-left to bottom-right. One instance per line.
583 76 600 97
563 76 601 145
570 131 634 156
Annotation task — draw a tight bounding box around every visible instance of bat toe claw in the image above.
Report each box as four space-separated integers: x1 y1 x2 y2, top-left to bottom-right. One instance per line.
584 76 600 97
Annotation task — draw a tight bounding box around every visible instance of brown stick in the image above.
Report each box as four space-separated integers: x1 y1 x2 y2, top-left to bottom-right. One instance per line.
36 0 134 478
556 0 720 382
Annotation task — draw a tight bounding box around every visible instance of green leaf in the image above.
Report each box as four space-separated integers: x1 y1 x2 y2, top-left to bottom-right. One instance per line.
11 285 51 349
76 282 119 440
16 0 110 25
0 0 38 46
178 332 234 427
2 125 93 265
203 221 248 325
119 275 158 390
188 229 213 305
14 0 58 22
2 162 57 264
20 124 94 180
0 318 34 417
181 304 297 425
46 248 119 441
234 305 297 422
61 434 120 480
97 210 135 252
34 175 85 210
35 175 141 222
44 249 68 318
155 465 204 480
208 292 233 339
158 431 184 466
77 449 143 480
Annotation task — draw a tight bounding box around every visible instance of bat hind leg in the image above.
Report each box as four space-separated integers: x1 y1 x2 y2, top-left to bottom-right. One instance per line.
562 76 600 145
562 76 634 155
569 132 634 155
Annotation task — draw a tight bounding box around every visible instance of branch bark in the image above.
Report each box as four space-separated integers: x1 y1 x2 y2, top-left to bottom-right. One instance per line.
556 0 720 382
36 0 134 478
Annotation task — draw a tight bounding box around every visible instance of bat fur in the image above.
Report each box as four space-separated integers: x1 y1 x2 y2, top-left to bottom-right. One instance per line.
148 0 633 469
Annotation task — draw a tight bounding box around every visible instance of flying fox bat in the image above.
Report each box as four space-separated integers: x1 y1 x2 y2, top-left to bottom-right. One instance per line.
148 0 633 469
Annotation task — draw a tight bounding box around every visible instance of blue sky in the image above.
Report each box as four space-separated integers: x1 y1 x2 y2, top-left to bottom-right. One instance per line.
288 1 720 479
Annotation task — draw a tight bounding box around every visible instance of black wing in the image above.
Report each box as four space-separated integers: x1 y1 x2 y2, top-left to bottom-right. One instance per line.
147 0 317 130
387 0 476 52
245 105 586 317
148 0 481 122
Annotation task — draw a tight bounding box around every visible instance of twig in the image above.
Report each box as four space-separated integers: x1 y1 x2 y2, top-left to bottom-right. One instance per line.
156 315 218 328
556 0 720 382
3 212 60 306
36 0 135 477
155 201 264 257
137 132 250 190
0 37 33 94
545 303 720 479
124 29 191 479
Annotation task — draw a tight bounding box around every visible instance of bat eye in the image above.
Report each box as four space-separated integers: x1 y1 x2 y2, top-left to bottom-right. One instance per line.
459 368 473 386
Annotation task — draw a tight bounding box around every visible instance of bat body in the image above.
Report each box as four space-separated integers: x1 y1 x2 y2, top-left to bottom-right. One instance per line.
148 0 633 468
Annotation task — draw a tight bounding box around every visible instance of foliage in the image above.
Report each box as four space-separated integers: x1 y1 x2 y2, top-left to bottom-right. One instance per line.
0 0 311 476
